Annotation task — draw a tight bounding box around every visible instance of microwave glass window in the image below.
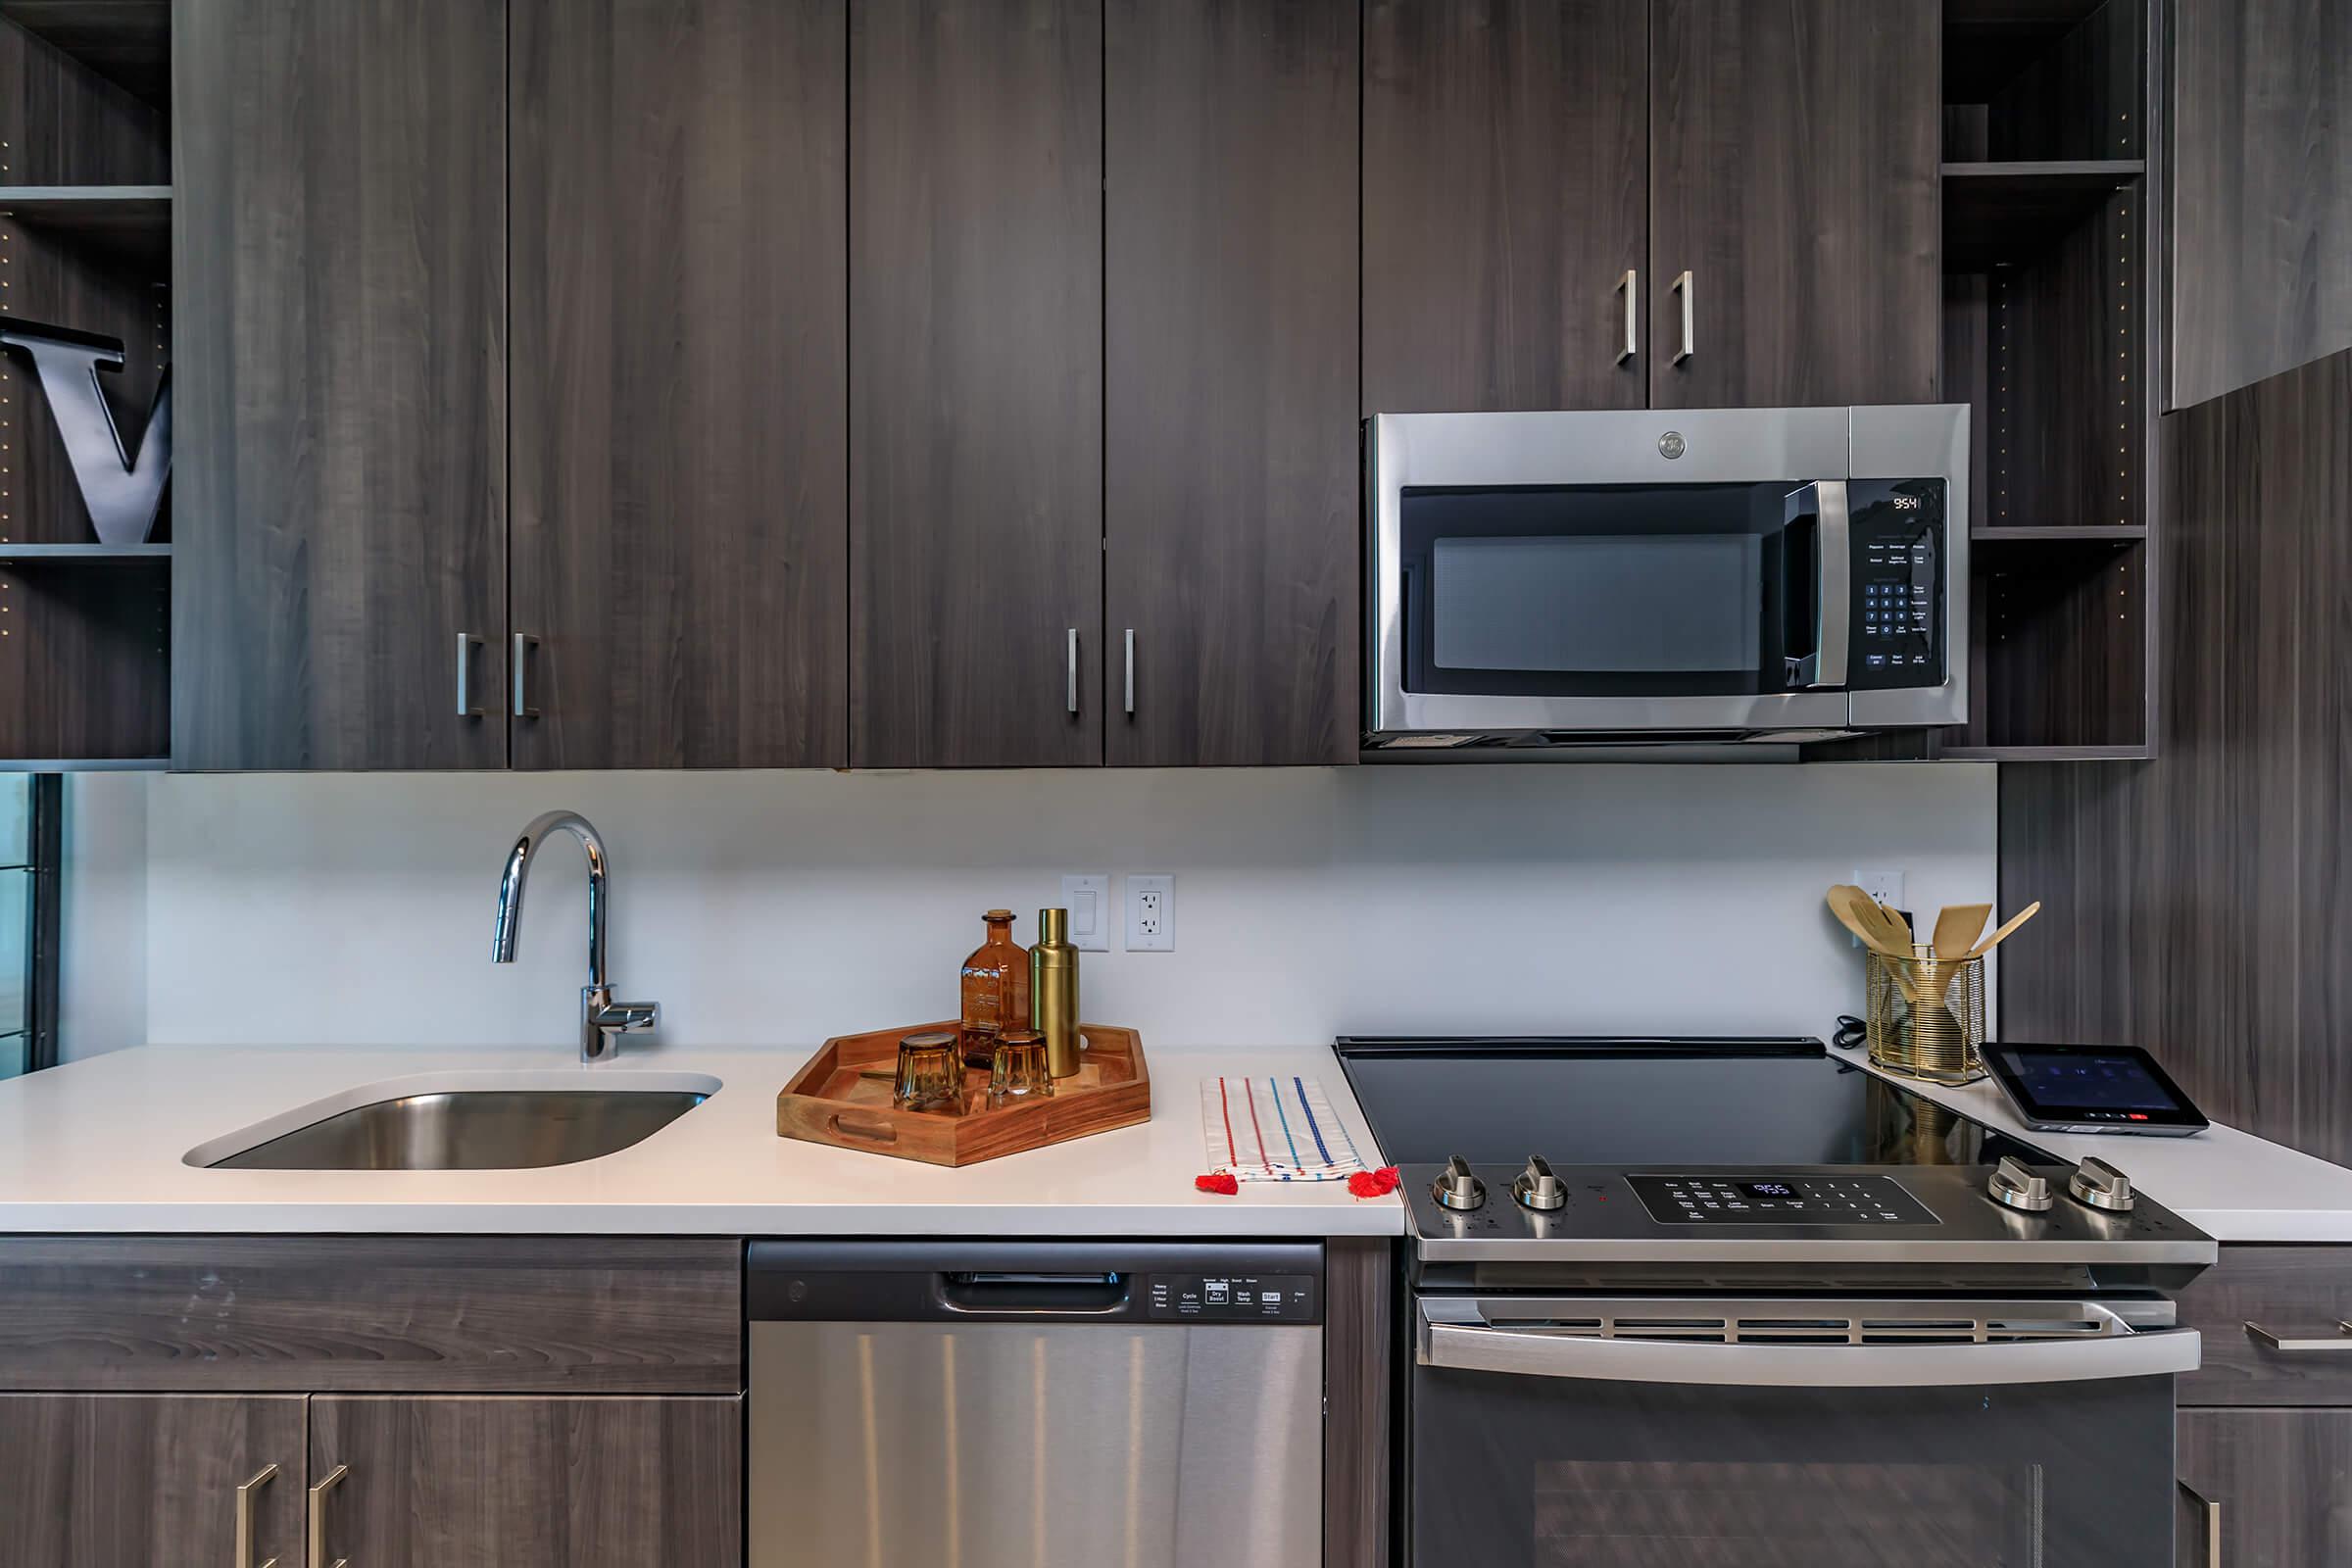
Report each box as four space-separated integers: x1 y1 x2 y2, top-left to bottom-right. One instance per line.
1430 534 1762 672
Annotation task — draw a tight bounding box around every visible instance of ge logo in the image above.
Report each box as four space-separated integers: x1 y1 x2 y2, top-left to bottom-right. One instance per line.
1658 430 1687 460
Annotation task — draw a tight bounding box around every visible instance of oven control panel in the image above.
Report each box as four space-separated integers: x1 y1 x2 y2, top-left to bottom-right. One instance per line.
1629 1174 1941 1226
1145 1272 1318 1321
1847 477 1945 691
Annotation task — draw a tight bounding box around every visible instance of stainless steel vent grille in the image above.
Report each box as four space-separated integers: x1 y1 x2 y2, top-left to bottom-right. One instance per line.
1472 1298 2151 1347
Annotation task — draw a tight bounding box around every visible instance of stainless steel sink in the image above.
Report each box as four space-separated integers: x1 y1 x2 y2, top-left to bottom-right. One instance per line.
204 1088 709 1171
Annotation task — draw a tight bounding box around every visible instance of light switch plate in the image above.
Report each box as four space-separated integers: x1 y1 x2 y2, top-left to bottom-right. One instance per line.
1124 873 1175 952
1059 874 1110 952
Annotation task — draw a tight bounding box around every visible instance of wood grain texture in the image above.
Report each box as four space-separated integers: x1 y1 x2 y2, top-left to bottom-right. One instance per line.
1105 0 1356 767
1977 539 2146 748
1982 0 2142 162
0 1394 307 1568
0 1 172 107
2176 1246 2352 1406
0 560 169 758
510 0 847 769
1647 0 1940 409
850 0 1102 768
1324 1237 1392 1568
0 1236 743 1393
777 1021 1150 1166
2177 1408 2352 1568
311 1396 741 1568
0 12 166 182
1999 347 2352 1165
172 0 508 770
2169 0 2352 410
1361 0 1646 415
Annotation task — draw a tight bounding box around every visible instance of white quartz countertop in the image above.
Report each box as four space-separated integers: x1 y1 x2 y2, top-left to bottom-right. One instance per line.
0 1042 1402 1237
1851 1051 2352 1244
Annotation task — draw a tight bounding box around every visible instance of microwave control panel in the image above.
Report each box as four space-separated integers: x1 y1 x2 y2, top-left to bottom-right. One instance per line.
1847 477 1945 690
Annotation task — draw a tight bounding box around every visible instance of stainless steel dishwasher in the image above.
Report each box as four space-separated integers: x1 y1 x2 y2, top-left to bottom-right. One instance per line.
748 1240 1324 1568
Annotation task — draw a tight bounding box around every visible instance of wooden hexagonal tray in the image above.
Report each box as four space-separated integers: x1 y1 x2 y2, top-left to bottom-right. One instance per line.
775 1022 1150 1166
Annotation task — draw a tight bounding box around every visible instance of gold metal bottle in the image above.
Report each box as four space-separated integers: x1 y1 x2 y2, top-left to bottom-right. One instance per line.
1030 906 1081 1078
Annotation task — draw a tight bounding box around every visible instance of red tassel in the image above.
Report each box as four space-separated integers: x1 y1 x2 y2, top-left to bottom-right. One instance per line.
1348 1166 1401 1199
1195 1172 1240 1196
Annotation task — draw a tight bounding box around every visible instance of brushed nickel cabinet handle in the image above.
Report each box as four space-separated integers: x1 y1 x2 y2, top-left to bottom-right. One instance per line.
1123 628 1136 715
1066 628 1080 714
1617 270 1638 365
1672 270 1694 364
234 1463 280 1568
513 633 542 719
2179 1479 2222 1565
308 1463 349 1568
2244 1319 2352 1351
456 634 485 718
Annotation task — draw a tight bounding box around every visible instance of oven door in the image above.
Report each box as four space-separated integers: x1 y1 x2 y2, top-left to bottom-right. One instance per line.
1411 1296 2197 1567
1367 408 1856 740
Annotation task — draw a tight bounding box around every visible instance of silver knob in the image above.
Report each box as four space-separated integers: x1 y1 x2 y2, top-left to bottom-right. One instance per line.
1512 1154 1567 1212
1432 1155 1487 1212
1988 1154 2055 1213
2068 1156 2136 1212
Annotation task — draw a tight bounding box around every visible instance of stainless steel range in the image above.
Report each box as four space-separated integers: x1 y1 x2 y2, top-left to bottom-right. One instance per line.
1335 1037 2217 1568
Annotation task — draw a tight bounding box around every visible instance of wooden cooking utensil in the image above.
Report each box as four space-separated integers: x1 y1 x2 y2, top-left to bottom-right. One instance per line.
1962 902 2042 961
1827 886 1923 1004
1932 903 1992 960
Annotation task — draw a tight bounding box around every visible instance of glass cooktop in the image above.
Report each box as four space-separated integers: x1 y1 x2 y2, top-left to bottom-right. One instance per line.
1334 1037 2041 1169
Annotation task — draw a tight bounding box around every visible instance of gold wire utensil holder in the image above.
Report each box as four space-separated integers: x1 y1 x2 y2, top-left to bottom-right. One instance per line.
1865 948 1987 1084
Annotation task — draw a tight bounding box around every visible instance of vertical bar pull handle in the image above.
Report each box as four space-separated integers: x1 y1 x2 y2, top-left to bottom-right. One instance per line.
1123 628 1136 715
1672 270 1694 364
308 1463 349 1568
1067 628 1080 714
456 634 485 717
513 633 542 719
1617 270 1638 365
234 1463 280 1568
2178 1480 2222 1566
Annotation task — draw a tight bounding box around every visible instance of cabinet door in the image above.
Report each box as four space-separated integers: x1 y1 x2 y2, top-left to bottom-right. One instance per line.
310 1395 741 1568
1647 0 1939 409
510 0 848 768
2177 1407 2352 1567
2169 0 2352 410
850 0 1103 767
1362 0 1647 415
1105 0 1357 766
0 1393 306 1568
172 0 508 769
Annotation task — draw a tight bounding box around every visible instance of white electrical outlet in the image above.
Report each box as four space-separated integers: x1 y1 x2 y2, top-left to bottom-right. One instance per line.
1059 874 1110 952
1125 873 1175 952
1851 866 1910 945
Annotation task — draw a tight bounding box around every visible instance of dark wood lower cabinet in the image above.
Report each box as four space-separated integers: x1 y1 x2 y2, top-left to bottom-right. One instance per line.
2177 1408 2352 1568
0 1394 307 1568
310 1395 742 1568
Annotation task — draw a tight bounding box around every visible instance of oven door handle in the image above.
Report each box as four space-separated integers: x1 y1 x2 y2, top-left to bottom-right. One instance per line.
1784 479 1850 689
1419 1316 2200 1389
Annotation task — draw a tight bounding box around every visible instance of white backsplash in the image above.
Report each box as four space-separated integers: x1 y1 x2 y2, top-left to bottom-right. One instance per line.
60 762 1996 1058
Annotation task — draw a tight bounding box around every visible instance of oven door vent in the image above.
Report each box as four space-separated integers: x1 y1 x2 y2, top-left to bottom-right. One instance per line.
1474 1298 2146 1347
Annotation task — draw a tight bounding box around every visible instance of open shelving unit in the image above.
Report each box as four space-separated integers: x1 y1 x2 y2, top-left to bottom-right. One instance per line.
0 4 172 767
1934 0 2157 760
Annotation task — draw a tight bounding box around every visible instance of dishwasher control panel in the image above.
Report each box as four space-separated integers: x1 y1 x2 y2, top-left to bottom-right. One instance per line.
1147 1272 1318 1322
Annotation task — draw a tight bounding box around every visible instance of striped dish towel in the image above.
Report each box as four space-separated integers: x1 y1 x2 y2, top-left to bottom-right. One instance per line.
1201 1075 1370 1182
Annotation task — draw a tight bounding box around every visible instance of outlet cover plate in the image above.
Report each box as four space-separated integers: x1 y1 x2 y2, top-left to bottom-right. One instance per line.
1125 873 1175 952
1851 866 1909 947
1059 874 1110 953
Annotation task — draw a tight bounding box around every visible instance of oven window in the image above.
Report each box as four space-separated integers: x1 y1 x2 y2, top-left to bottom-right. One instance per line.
1398 481 1808 699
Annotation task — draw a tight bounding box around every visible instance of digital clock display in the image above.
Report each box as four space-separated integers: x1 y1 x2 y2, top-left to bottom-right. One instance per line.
1741 1181 1796 1199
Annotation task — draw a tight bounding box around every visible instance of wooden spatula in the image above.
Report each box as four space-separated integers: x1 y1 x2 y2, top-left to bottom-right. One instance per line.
1962 902 2041 961
1932 903 1992 960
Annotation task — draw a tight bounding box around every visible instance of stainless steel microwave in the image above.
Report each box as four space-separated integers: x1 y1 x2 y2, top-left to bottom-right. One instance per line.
1364 405 1969 753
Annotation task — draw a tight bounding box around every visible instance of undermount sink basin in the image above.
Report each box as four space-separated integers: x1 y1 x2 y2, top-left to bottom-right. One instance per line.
186 1070 721 1171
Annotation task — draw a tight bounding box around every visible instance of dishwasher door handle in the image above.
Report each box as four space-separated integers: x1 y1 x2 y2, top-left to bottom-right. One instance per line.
938 1270 1134 1315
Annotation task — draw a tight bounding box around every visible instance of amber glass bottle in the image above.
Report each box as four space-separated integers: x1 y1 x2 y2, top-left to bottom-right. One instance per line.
959 909 1032 1069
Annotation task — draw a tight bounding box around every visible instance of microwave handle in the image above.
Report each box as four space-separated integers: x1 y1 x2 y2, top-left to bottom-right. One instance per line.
1419 1315 2200 1389
1785 480 1850 689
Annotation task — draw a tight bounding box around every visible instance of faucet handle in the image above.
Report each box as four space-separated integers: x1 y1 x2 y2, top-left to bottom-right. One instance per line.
595 1000 660 1034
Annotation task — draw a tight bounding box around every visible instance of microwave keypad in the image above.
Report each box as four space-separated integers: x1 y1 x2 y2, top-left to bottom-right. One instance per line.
1847 479 1944 690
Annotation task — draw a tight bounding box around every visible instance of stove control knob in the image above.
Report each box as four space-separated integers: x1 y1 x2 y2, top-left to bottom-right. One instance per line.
1512 1155 1567 1212
1988 1155 2056 1213
2067 1156 2136 1213
1433 1155 1487 1212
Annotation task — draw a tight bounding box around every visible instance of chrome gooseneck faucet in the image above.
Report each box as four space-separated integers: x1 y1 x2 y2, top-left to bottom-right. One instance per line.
493 810 660 1062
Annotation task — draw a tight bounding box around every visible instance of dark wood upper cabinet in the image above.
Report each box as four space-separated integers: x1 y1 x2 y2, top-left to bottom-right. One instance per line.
509 0 849 769
0 1394 307 1568
2168 0 2352 411
1362 0 1647 415
1105 0 1357 766
850 0 1103 768
172 0 508 770
1648 0 1940 408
